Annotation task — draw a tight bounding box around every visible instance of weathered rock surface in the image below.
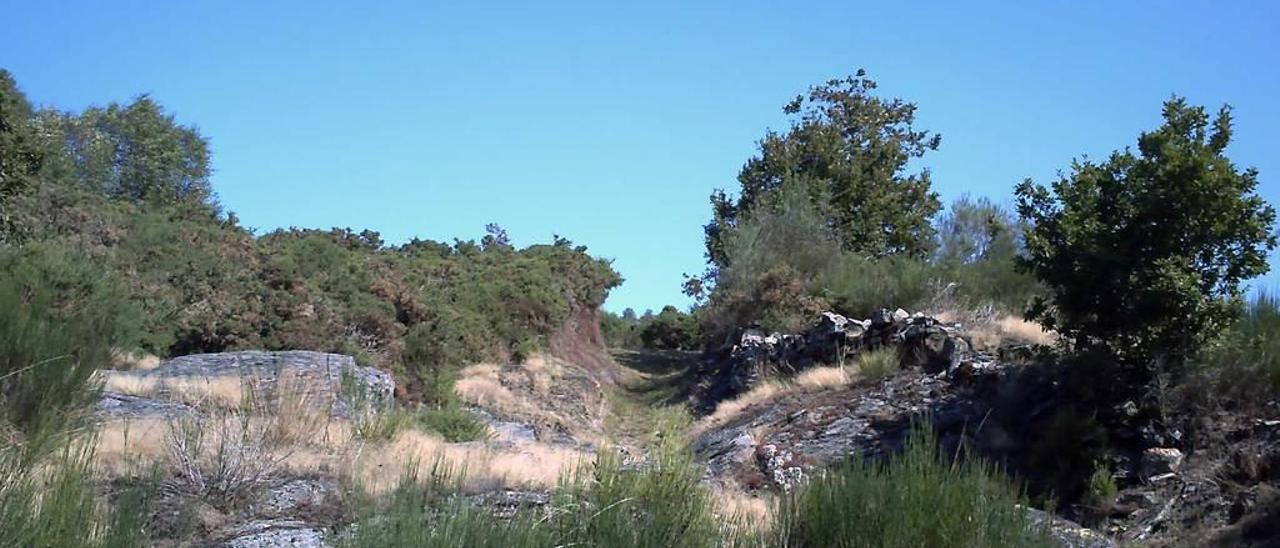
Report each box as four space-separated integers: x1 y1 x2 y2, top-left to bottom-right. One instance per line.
694 365 997 491
1024 507 1117 548
96 392 195 419
217 519 327 548
97 350 393 419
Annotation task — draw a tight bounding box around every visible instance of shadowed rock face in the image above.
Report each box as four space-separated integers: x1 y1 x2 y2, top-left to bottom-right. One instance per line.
97 350 394 419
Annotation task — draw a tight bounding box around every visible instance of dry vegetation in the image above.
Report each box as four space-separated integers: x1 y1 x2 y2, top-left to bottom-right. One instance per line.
967 314 1055 350
454 353 609 445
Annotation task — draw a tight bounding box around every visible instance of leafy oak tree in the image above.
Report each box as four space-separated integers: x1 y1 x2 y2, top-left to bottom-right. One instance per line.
1016 98 1276 372
704 69 941 269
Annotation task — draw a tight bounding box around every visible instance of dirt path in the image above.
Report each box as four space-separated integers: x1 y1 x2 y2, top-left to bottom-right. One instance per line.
604 349 701 452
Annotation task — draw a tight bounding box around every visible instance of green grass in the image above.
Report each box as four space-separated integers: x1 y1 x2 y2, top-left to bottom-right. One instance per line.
352 406 491 443
0 433 154 548
414 407 491 442
854 348 900 381
772 426 1054 548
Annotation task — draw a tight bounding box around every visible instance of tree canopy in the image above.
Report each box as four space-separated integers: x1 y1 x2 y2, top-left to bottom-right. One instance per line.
1016 97 1277 367
705 69 941 269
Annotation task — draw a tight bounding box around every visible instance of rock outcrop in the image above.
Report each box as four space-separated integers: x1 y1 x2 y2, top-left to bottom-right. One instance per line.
694 309 978 414
97 350 394 420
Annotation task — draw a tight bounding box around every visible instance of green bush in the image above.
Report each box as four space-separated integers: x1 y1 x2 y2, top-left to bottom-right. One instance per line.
1086 461 1118 513
1016 98 1276 372
816 255 935 319
773 427 1053 548
1198 290 1280 406
640 306 701 350
0 241 154 547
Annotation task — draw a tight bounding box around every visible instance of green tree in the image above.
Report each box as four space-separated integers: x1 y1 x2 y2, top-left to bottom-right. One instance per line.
0 69 44 239
1016 97 1276 371
36 95 213 207
705 69 941 268
640 305 700 350
934 195 1040 311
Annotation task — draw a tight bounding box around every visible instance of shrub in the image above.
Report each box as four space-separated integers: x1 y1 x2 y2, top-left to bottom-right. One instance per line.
414 406 491 443
1197 290 1280 406
933 195 1040 313
1016 98 1277 373
0 243 141 445
1086 461 1118 513
816 255 935 319
164 413 288 510
773 426 1054 548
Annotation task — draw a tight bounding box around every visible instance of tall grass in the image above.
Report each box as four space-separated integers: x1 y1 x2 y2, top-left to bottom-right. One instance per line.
772 427 1053 548
0 244 156 547
1234 290 1280 389
0 243 139 451
0 439 152 548
340 415 752 548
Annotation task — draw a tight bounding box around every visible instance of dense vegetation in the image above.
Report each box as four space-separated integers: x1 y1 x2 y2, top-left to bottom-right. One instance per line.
602 305 702 350
690 70 1276 392
0 69 620 407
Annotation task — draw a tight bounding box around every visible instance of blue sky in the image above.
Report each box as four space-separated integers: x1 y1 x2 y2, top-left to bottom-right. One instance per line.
3 1 1278 313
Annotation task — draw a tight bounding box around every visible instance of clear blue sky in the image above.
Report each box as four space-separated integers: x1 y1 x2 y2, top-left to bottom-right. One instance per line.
4 1 1278 313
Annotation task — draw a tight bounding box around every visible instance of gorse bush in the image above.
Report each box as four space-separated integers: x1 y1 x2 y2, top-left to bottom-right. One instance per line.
773 427 1054 548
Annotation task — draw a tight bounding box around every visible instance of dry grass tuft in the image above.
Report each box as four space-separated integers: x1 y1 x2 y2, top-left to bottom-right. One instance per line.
455 375 517 412
337 429 586 495
100 371 245 409
691 382 784 438
968 315 1054 350
711 486 773 526
792 366 852 390
110 349 162 371
693 364 861 437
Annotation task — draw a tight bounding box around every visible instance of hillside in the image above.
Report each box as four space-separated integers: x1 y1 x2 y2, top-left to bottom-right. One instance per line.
3 64 1280 548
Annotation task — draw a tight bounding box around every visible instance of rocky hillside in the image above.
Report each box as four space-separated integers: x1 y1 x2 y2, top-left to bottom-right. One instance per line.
688 309 1280 546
